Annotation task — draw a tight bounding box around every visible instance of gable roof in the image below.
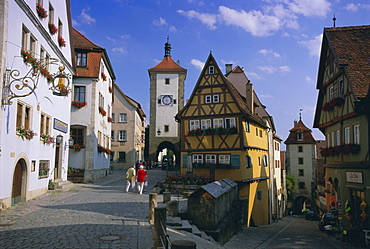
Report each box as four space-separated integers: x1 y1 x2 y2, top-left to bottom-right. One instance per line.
284 119 316 144
176 53 267 127
318 25 370 99
148 56 187 72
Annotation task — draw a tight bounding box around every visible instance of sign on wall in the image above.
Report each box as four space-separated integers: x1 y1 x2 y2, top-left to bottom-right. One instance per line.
53 118 68 133
346 171 363 184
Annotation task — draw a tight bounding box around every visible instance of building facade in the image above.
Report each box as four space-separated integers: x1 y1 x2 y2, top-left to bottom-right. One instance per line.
176 53 270 226
147 38 186 166
285 119 317 214
0 0 73 209
68 28 114 182
110 82 146 170
313 25 370 232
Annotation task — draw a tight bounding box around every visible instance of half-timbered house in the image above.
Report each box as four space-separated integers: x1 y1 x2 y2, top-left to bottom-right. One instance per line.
313 25 370 233
176 53 270 226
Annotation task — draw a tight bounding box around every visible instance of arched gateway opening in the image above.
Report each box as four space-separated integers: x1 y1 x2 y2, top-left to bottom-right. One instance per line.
12 159 27 205
294 196 312 214
156 141 179 172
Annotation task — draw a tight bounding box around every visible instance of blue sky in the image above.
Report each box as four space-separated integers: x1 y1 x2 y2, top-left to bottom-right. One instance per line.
70 0 370 149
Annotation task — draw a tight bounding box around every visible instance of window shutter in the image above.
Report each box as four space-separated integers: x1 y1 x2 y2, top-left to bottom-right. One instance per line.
182 154 188 168
230 155 240 169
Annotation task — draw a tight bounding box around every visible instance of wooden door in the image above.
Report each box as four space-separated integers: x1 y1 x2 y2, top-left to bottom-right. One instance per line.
12 162 23 205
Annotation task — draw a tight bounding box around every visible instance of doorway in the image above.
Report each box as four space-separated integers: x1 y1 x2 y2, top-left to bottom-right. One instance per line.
12 159 26 205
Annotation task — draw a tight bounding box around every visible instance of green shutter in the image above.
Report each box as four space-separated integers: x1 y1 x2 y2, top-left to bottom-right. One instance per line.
182 154 188 168
230 155 240 169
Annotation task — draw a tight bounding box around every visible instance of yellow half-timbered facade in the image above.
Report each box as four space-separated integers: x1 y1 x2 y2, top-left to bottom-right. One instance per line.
176 53 270 226
314 25 370 233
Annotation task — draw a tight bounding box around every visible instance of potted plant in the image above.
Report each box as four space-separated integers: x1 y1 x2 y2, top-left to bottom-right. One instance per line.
58 36 66 47
48 23 58 35
40 133 54 144
48 180 58 190
98 106 107 116
17 126 37 140
101 72 107 81
36 3 48 19
71 100 87 109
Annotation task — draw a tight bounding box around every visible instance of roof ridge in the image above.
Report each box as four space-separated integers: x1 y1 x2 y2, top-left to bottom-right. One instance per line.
72 27 103 50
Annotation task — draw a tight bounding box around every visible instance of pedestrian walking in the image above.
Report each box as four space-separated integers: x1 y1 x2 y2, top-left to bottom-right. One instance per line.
125 165 136 193
136 165 147 195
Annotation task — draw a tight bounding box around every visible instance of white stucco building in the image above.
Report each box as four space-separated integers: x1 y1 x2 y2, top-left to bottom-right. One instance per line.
68 28 115 182
0 0 73 209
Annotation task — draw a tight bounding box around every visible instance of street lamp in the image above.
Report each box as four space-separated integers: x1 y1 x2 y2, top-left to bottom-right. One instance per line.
56 134 63 144
157 129 161 136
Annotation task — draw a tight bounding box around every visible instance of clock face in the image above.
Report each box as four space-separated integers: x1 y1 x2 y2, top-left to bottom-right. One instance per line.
162 95 173 105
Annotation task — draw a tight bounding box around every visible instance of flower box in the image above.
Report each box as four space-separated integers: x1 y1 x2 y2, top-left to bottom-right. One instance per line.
108 117 113 122
101 72 107 81
21 50 53 82
109 86 113 93
69 144 85 152
72 100 87 109
322 97 344 111
48 23 58 35
17 126 37 140
58 36 66 47
98 106 107 116
320 144 360 157
36 4 48 19
188 126 237 136
40 133 54 144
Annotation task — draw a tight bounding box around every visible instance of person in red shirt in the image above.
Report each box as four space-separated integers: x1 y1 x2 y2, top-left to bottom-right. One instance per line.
136 165 147 194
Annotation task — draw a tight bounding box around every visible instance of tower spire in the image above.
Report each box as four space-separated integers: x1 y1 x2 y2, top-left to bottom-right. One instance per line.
333 14 336 27
164 36 171 57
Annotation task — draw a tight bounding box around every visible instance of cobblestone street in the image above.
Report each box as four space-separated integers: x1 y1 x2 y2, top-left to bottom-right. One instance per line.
0 169 167 249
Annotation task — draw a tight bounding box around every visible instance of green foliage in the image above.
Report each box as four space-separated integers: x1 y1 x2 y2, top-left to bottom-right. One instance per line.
286 173 297 199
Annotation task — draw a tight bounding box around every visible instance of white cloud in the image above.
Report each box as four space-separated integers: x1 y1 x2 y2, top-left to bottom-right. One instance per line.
258 65 277 74
258 49 280 58
260 94 272 98
190 59 205 70
278 65 291 73
299 34 323 57
287 0 331 17
169 25 177 33
107 36 116 43
112 47 126 53
177 10 217 30
72 19 79 26
246 71 262 80
121 34 131 39
80 7 96 25
153 17 167 26
344 3 370 12
218 6 281 37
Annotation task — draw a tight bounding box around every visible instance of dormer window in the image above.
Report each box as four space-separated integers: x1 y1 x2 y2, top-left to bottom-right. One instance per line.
76 52 87 67
297 132 303 141
209 66 214 74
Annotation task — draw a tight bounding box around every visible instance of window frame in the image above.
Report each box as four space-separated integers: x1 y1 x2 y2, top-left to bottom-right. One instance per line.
118 130 127 141
118 151 126 162
201 119 211 129
190 120 200 130
119 113 127 123
209 66 214 74
219 154 230 164
70 127 84 145
225 117 236 129
74 85 86 102
192 154 203 163
205 154 216 164
354 124 360 145
213 118 223 128
213 94 220 103
205 95 211 104
344 127 350 144
76 52 87 67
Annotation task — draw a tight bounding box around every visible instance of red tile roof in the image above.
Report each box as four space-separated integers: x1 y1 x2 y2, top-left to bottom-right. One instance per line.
148 56 187 71
284 119 316 144
325 25 370 98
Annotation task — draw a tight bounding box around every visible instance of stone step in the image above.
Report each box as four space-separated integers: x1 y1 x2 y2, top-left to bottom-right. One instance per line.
191 225 202 237
166 216 182 226
176 219 192 232
54 179 74 190
200 231 212 241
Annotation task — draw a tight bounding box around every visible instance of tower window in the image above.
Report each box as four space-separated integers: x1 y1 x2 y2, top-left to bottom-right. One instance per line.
299 169 304 176
165 78 170 85
298 146 303 152
297 132 303 141
298 157 304 164
164 125 169 132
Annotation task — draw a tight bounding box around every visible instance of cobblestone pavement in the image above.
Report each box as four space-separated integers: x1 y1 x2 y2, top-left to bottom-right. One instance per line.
0 169 167 249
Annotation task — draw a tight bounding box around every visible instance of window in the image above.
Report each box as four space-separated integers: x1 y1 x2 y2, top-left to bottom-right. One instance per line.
246 156 252 168
209 66 214 74
338 79 344 98
111 130 115 142
111 113 115 122
298 157 304 165
205 95 211 104
334 130 339 146
245 121 250 132
329 86 334 100
58 19 63 37
118 152 126 162
22 26 29 50
119 113 127 123
299 169 304 176
164 125 169 132
71 128 84 145
213 118 223 128
97 131 102 146
344 127 350 144
40 112 51 135
39 160 50 178
193 154 203 163
298 146 303 152
165 78 170 85
225 118 236 129
297 132 303 141
354 124 360 144
256 190 262 201
74 86 85 102
118 130 127 141
16 102 32 130
201 119 211 129
205 154 216 164
190 120 199 130
298 182 306 189
262 155 268 166
30 35 37 55
219 155 230 164
330 132 335 147
76 52 87 67
99 92 104 108
213 94 219 103
259 129 263 137
40 46 45 62
48 4 54 24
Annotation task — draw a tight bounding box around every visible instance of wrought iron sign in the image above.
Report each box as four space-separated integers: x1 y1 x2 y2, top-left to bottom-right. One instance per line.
2 50 71 105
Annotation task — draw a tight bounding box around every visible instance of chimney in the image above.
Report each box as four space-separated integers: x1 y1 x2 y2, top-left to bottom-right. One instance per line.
246 82 254 113
177 60 181 66
294 120 297 126
225 64 232 74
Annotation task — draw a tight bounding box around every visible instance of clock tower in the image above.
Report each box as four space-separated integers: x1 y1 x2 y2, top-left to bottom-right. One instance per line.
147 38 187 165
